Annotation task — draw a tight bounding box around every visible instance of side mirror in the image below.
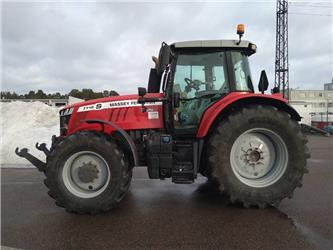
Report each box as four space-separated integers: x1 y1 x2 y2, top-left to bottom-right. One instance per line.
173 92 180 108
258 70 269 94
138 87 147 97
147 68 161 93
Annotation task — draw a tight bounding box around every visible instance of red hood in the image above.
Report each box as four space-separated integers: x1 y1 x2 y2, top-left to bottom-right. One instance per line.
64 92 164 135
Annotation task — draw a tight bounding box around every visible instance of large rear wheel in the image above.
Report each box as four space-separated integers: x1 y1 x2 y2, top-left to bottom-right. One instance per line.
45 131 132 214
207 105 310 208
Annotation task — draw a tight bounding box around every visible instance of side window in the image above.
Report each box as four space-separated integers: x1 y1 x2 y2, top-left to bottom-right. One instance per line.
212 65 228 93
174 64 205 99
231 52 253 91
173 52 229 98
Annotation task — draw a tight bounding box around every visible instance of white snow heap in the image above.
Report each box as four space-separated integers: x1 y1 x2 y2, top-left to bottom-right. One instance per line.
0 101 60 165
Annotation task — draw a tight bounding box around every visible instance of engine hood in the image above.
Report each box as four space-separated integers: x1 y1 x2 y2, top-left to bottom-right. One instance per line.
62 92 164 136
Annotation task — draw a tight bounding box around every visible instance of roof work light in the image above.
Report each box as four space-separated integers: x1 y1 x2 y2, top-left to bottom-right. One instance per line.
236 24 245 45
237 24 245 35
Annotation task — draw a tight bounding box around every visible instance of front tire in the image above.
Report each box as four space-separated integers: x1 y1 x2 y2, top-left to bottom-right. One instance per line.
207 105 310 208
45 131 132 214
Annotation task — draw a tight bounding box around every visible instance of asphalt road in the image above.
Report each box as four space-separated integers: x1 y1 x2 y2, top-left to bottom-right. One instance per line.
1 135 333 249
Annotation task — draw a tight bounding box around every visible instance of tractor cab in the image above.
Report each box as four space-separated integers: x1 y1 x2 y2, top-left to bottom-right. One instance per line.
142 25 268 136
169 40 257 133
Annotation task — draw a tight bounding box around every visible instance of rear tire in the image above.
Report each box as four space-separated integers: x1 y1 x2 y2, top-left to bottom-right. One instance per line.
44 131 132 214
207 105 310 208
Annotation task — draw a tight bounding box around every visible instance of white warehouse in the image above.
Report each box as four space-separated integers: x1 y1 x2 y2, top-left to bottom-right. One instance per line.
289 87 333 126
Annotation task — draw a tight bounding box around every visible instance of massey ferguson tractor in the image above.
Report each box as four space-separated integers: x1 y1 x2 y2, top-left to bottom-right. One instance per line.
16 25 310 214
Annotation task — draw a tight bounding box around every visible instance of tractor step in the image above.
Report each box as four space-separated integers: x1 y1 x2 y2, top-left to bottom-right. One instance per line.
171 140 198 184
172 162 194 184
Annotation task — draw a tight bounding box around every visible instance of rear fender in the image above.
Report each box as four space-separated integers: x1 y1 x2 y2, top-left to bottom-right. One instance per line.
197 93 301 138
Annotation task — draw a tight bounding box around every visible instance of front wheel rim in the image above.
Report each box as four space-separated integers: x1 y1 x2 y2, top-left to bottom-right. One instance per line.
62 151 111 198
230 128 288 188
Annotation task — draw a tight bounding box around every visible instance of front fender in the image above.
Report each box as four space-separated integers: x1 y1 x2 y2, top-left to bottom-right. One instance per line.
81 119 139 167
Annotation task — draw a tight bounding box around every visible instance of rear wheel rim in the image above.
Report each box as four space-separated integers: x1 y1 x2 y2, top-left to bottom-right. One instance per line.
230 128 288 188
62 151 111 198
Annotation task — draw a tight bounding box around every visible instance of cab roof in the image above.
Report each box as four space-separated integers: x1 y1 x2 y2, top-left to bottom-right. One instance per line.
170 39 257 55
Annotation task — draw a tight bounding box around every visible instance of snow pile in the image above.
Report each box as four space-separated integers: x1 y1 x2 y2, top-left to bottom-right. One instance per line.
1 101 60 165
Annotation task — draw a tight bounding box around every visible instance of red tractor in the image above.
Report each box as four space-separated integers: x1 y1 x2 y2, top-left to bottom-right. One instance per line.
16 26 310 213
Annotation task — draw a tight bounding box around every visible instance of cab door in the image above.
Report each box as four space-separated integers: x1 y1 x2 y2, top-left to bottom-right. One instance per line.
171 51 229 136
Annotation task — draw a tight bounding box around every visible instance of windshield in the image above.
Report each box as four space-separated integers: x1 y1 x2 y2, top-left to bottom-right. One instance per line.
173 51 229 99
230 51 253 91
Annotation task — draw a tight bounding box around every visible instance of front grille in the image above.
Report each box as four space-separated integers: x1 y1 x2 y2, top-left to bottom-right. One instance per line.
59 107 73 136
60 115 71 136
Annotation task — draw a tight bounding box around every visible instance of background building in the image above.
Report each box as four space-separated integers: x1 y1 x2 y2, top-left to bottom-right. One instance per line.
324 78 333 90
289 83 333 128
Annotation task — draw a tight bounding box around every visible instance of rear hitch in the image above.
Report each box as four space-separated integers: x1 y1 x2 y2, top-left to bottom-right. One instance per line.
35 142 51 157
15 147 46 172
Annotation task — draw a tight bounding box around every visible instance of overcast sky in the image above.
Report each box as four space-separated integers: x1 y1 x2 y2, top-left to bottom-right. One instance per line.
1 0 332 95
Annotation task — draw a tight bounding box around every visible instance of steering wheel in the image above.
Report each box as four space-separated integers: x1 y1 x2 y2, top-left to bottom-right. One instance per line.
184 78 205 92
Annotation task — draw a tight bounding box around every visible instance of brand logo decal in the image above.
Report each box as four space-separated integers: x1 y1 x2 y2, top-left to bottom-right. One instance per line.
77 100 162 112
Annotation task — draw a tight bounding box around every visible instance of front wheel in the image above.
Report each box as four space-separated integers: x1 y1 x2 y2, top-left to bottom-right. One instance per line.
207 105 310 208
45 131 132 214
